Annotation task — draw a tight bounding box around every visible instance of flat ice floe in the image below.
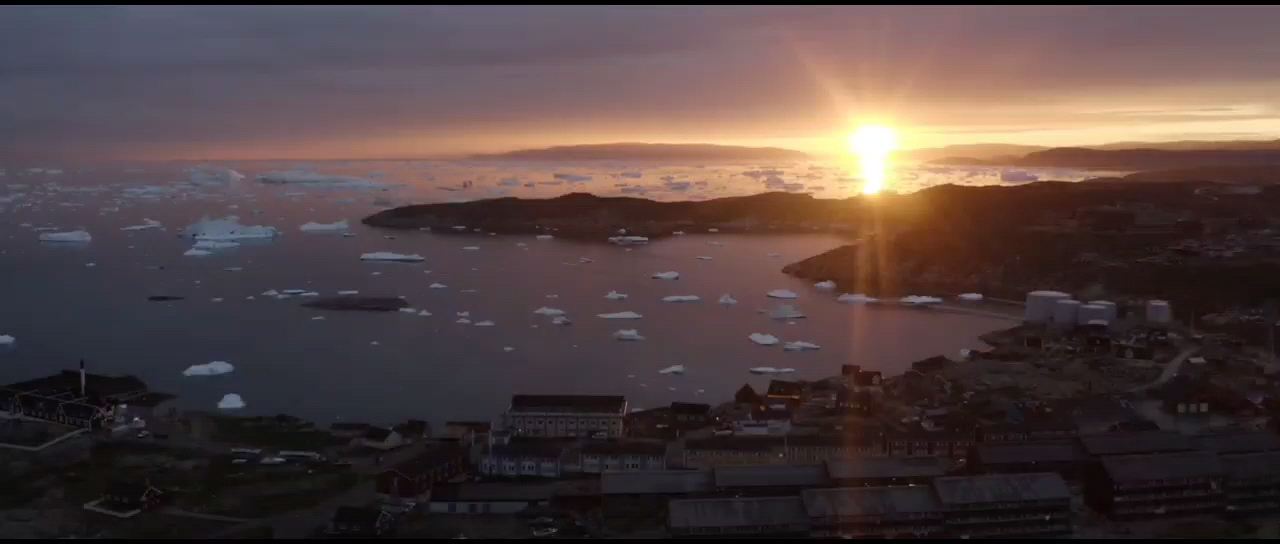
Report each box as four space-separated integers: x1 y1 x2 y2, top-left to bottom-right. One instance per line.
193 239 240 249
360 251 425 262
473 320 495 327
462 246 480 251
837 293 879 304
337 290 359 295
598 311 643 319
183 361 235 377
749 367 795 375
552 316 572 326
429 282 447 289
535 234 554 240
613 329 645 341
662 295 700 303
749 333 780 345
533 307 566 316
186 216 279 241
783 341 821 351
652 271 680 280
769 304 806 320
767 289 798 299
813 280 837 290
183 248 213 257
718 294 738 305
608 236 649 245
900 295 944 305
38 230 92 243
958 293 984 301
604 290 629 300
217 393 246 410
0 334 14 346
658 364 685 375
299 220 349 232
257 170 386 188
120 219 162 231
696 256 713 260
188 165 245 185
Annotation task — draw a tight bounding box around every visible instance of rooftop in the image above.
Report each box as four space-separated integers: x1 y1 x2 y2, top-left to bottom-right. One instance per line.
1099 451 1224 484
975 441 1085 465
491 439 569 459
670 402 711 415
825 456 950 480
581 440 667 456
713 464 830 488
1080 430 1194 456
668 496 809 531
767 380 804 398
601 470 714 495
509 394 626 414
5 369 148 399
1191 430 1280 454
1221 451 1280 482
430 481 558 502
686 435 785 452
802 486 941 519
933 473 1070 505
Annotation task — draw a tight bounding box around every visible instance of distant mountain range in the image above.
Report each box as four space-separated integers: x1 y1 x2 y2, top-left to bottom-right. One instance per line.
470 143 809 162
906 139 1280 167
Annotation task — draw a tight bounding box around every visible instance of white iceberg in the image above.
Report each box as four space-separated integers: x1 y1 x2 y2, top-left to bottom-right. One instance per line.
337 290 359 295
900 295 944 305
552 316 572 326
183 361 235 377
184 248 213 257
748 367 796 375
766 252 781 258
672 231 685 235
39 230 92 243
0 334 14 346
783 341 821 351
613 329 646 341
837 293 879 304
398 308 418 314
605 290 629 300
749 333 780 346
429 282 447 289
608 235 649 245
186 216 279 241
718 294 738 305
456 318 472 324
958 293 984 301
662 295 701 303
813 280 837 290
188 165 245 186
696 256 713 260
535 234 554 240
257 170 385 188
217 393 246 410
474 320 495 327
120 219 162 231
418 310 432 316
658 365 686 375
598 311 643 319
462 246 480 251
193 239 239 249
533 307 566 316
299 220 349 232
767 289 798 299
769 304 806 320
652 271 680 280
361 252 425 262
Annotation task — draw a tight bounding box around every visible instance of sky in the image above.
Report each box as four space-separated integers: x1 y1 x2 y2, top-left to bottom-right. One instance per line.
3 5 1280 161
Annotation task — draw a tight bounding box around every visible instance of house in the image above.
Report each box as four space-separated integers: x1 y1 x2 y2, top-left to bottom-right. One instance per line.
711 464 830 497
824 456 951 487
1085 451 1224 519
2 368 157 430
329 422 373 439
579 440 667 473
1221 451 1280 516
766 380 805 404
683 436 786 468
83 481 166 518
670 402 712 430
970 441 1086 481
841 364 861 376
376 442 467 503
734 384 762 406
667 496 810 537
1156 376 1216 416
327 506 394 537
392 419 431 443
427 482 556 515
1080 430 1194 457
803 485 945 538
479 437 570 478
836 388 875 415
933 473 1073 538
354 426 404 451
505 394 627 438
785 433 882 463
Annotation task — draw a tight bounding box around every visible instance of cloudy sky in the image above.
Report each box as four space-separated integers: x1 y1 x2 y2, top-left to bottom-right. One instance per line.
3 5 1280 161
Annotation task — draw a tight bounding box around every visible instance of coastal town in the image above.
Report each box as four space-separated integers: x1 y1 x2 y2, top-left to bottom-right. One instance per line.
3 283 1280 539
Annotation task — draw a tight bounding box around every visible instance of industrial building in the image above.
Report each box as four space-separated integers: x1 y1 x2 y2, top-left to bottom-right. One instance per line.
932 473 1073 538
504 394 627 438
1086 451 1224 520
802 485 945 538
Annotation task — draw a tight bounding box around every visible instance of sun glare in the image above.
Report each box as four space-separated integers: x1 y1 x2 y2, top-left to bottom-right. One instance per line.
849 125 898 195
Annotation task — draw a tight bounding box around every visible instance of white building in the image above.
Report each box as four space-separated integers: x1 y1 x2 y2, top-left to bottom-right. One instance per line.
579 441 668 473
505 394 627 438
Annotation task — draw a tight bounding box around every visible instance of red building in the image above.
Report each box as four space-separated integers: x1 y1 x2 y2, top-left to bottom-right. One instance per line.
376 442 466 502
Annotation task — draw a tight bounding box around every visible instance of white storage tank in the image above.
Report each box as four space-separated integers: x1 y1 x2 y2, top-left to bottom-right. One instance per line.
1053 299 1081 328
1077 303 1109 326
1088 300 1118 323
1024 290 1070 323
1146 299 1172 324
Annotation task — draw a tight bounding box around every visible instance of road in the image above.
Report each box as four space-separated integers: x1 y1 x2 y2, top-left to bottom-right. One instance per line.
1129 345 1197 393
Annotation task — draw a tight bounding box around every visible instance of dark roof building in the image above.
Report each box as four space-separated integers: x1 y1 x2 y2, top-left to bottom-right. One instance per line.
601 470 714 496
824 456 950 486
802 486 944 538
712 464 830 492
971 441 1087 480
668 496 810 537
933 473 1073 538
1087 451 1224 519
1192 429 1280 454
735 384 761 405
1221 451 1280 516
766 380 804 400
1080 430 1194 456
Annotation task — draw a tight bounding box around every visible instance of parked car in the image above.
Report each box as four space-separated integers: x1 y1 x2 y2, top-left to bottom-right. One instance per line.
532 527 558 538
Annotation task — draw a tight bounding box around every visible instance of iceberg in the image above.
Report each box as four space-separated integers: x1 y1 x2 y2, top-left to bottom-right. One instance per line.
767 289 798 299
672 231 685 235
120 219 162 231
749 366 795 375
183 361 235 377
552 316 572 326
256 170 386 188
462 246 480 251
186 216 279 241
900 295 944 305
418 310 432 316
188 165 245 185
718 294 738 305
813 280 837 290
958 293 984 301
224 267 243 272
398 307 418 314
429 282 448 289
337 290 359 295
662 295 701 303
360 252 425 262
769 304 806 320
608 235 649 246
598 311 643 319
837 293 879 304
767 252 781 258
658 364 685 375
749 333 780 346
474 320 495 327
708 228 719 233
533 307 566 316
535 234 554 240
613 329 645 341
456 318 472 324
184 248 213 257
217 393 246 410
696 256 713 260
311 316 326 321
299 220 349 232
0 334 14 346
38 230 92 243
193 239 239 249
604 290 629 300
652 271 680 280
783 341 821 351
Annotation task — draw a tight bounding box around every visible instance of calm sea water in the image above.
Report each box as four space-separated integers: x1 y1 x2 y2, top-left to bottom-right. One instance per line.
0 160 1050 427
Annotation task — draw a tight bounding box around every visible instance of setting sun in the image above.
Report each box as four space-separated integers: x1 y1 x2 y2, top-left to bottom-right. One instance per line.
849 125 898 195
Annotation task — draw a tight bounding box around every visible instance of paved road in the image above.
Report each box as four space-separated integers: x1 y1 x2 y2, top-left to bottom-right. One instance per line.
1129 345 1197 393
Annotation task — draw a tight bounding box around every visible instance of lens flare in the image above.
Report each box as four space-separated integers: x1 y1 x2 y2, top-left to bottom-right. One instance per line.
849 125 897 195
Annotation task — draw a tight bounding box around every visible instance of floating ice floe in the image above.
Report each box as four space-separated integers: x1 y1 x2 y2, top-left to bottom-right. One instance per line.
360 252 425 262
503 346 515 352
257 170 386 188
462 246 480 251
767 252 781 258
535 234 553 240
608 236 649 246
193 239 239 250
217 393 246 410
652 271 680 280
708 228 720 233
224 267 243 272
474 320 495 327
429 282 447 289
552 316 572 326
814 280 837 290
186 216 279 241
672 231 685 235
311 316 326 321
455 318 472 324
900 295 944 305
534 307 566 316
184 248 213 257
183 361 235 377
0 334 14 346
613 329 645 341
38 230 92 243
188 165 245 186
658 364 685 375
748 367 795 375
837 293 879 304
210 297 223 302
398 308 418 314
337 290 359 295
598 311 643 319
418 310 431 316
749 333 780 345
767 289 798 299
958 293 984 301
120 219 162 231
696 256 713 260
85 263 96 268
769 304 806 320
718 294 738 305
605 290 629 300
662 295 701 303
783 341 821 351
299 220 349 232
